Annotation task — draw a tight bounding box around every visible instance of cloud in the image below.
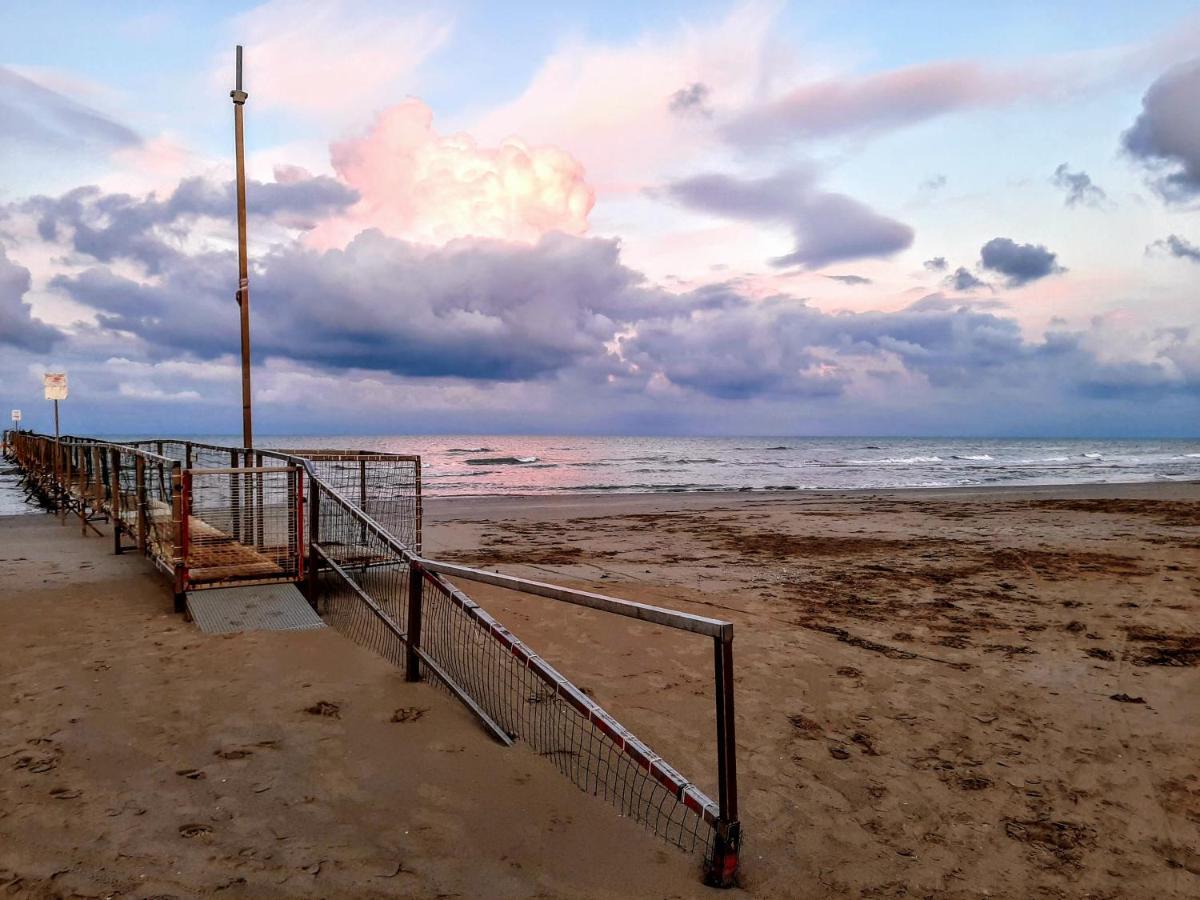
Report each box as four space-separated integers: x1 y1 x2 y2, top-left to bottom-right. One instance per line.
824 274 872 286
0 246 61 352
19 172 357 274
470 2 782 189
661 168 914 268
722 60 1034 146
220 0 452 123
923 256 948 272
1122 58 1200 202
1051 163 1110 208
9 172 1200 435
979 237 1065 286
1147 234 1200 263
311 100 594 248
947 267 987 291
668 82 713 118
0 66 139 153
920 174 947 192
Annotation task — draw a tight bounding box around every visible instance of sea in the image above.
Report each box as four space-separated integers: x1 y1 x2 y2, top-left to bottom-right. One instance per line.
2 436 1198 513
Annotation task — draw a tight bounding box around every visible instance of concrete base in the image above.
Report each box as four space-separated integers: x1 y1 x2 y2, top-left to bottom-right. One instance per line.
186 583 325 635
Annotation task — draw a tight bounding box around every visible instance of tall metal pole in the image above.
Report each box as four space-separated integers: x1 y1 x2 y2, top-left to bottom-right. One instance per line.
231 45 253 449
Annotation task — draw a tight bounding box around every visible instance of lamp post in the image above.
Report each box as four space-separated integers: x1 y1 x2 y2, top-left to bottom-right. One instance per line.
231 44 253 449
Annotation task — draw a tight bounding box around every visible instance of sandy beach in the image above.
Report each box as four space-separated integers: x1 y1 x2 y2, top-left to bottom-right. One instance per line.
2 481 1198 897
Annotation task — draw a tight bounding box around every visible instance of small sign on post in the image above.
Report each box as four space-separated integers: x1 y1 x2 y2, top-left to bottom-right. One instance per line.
10 410 20 424
44 372 67 439
43 373 68 401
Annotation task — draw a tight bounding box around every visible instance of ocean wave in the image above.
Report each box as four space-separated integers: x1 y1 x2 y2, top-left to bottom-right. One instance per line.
1081 452 1103 459
446 447 495 453
846 455 943 465
951 454 994 461
465 456 539 465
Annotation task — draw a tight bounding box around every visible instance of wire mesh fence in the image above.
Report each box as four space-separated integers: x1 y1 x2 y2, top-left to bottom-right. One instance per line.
303 477 732 875
4 429 741 885
183 466 303 588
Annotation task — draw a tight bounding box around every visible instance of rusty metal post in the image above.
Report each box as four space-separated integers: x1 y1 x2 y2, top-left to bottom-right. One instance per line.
171 462 186 613
304 480 321 610
705 632 741 888
229 449 241 542
406 561 423 682
86 445 101 535
231 45 253 449
62 443 72 523
255 450 265 550
109 448 122 554
359 458 368 546
135 455 147 553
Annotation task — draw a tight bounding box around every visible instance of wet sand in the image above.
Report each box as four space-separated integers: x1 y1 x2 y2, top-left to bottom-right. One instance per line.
1 481 1198 897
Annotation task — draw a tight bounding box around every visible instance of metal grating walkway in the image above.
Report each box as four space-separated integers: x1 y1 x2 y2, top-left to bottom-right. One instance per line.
186 583 325 634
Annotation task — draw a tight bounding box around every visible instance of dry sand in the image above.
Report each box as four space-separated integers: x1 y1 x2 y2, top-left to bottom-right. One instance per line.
0 515 702 899
423 482 1200 898
2 481 1198 898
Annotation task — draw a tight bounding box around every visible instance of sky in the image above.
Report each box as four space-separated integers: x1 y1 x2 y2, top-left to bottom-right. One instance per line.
1 0 1198 437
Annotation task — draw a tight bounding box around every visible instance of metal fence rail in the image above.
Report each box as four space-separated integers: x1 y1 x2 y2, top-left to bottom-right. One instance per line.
3 429 742 886
302 470 741 884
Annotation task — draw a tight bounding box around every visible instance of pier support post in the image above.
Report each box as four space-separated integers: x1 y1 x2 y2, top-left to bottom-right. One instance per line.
110 449 122 554
135 456 148 553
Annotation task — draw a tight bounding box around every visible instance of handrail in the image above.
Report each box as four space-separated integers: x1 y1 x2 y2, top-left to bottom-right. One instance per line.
416 558 732 639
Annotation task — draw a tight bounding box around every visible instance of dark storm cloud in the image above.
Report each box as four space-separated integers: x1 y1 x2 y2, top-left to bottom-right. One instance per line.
979 237 1065 286
20 178 1200 418
947 267 986 291
662 169 913 268
923 256 948 272
668 82 712 117
1051 163 1109 208
1122 58 1200 202
1147 234 1200 263
0 246 61 352
0 66 140 152
18 175 357 274
824 274 872 286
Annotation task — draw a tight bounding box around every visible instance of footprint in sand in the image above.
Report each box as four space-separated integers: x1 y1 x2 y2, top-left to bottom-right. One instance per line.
179 823 213 838
304 701 341 719
391 707 429 723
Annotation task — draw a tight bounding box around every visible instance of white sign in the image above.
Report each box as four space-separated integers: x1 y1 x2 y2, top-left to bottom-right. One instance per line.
43 372 68 401
10 410 20 422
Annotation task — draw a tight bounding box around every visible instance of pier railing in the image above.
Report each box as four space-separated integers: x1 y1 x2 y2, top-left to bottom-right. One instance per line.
3 429 741 886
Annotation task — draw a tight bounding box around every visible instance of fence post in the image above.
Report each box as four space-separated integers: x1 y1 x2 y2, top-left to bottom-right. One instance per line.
229 449 241 542
171 462 186 614
255 451 265 550
359 458 368 547
406 561 423 682
705 630 741 888
135 455 148 553
109 449 122 554
305 480 321 610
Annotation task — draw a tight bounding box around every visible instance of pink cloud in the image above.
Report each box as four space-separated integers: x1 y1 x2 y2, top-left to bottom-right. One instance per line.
312 100 594 248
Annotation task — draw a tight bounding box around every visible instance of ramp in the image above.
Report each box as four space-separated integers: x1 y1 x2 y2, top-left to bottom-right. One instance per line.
186 583 325 634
